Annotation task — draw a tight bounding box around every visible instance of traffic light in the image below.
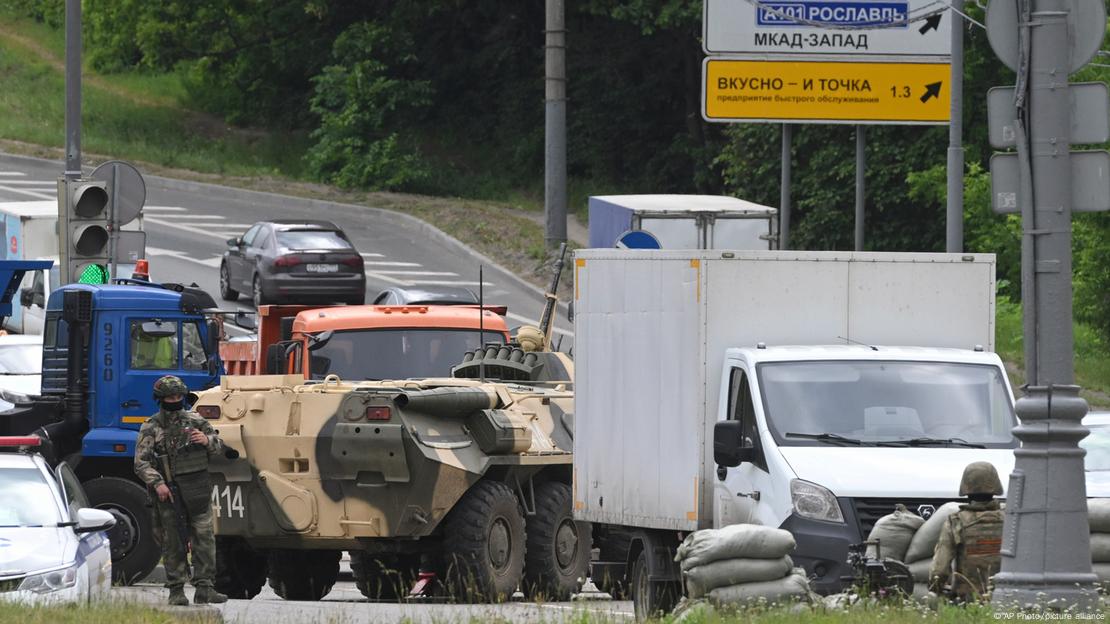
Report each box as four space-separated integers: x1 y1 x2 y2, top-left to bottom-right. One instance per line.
58 178 110 284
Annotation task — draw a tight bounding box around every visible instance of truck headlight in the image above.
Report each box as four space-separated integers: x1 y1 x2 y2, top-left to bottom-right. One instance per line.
18 563 78 593
790 479 844 523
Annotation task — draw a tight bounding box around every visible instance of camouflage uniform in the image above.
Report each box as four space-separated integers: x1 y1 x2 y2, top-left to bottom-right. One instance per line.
928 462 1005 601
134 376 226 603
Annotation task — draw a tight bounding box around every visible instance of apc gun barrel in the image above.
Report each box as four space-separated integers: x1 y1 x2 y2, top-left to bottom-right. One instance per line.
396 387 499 417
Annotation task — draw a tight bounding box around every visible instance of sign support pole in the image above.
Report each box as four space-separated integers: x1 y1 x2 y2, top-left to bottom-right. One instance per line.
544 0 567 250
946 3 964 252
63 0 81 181
780 124 792 249
854 126 865 251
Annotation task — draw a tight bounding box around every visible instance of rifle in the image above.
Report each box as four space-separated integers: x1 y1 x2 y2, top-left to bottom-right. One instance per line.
839 540 914 599
156 452 192 560
538 242 568 351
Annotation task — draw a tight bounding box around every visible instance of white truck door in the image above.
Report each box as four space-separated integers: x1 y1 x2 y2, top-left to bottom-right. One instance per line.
713 363 767 528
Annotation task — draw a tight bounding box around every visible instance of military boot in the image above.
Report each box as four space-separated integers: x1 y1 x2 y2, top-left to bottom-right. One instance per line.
167 587 189 606
193 586 228 604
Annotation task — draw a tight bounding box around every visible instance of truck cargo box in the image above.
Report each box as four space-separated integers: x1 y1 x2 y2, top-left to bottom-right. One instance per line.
587 195 776 250
572 250 996 531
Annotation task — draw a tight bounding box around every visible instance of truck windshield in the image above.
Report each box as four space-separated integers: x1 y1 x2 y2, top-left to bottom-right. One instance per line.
757 361 1016 448
308 329 506 381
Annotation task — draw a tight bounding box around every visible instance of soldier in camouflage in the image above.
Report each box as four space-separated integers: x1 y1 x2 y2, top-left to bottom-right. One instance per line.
134 375 228 606
928 461 1005 601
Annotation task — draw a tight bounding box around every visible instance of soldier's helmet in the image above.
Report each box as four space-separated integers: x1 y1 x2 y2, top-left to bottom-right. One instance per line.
958 461 1004 496
153 375 189 399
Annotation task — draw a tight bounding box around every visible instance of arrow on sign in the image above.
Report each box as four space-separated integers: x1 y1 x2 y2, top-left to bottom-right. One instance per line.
920 82 943 103
918 14 942 35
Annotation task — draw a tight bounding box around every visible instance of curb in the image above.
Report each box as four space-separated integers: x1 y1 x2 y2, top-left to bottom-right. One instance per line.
0 152 565 312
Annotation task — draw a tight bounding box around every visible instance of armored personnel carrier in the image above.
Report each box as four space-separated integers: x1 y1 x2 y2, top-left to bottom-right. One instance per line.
202 247 583 602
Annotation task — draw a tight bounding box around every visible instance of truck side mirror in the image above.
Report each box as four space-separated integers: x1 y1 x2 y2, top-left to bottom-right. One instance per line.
19 289 32 307
714 421 756 467
206 319 221 375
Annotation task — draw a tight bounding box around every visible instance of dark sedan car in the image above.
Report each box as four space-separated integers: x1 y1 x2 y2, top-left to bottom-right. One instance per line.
371 286 479 306
219 220 366 306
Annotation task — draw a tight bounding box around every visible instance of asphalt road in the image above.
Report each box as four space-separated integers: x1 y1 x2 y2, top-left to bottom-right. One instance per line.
113 581 634 624
0 153 572 339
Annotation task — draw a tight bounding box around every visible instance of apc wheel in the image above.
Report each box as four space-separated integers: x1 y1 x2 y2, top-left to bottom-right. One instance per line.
522 482 590 600
219 263 239 301
83 477 160 585
631 549 679 621
267 550 340 601
350 551 420 601
440 480 525 602
252 275 270 308
215 537 267 599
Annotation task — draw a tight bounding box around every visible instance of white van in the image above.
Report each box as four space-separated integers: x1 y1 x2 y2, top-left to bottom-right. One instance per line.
572 250 1016 615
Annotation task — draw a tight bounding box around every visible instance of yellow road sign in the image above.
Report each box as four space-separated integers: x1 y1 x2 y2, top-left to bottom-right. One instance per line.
703 58 950 124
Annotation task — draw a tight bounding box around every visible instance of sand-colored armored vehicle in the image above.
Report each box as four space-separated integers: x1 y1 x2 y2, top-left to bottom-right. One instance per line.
202 247 583 602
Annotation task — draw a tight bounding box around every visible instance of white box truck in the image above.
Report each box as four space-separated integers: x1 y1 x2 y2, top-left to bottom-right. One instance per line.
587 194 777 249
572 250 1018 615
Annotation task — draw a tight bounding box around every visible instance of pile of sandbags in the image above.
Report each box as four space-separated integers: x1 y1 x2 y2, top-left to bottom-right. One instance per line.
1089 498 1110 584
902 502 961 589
675 524 812 607
864 503 924 562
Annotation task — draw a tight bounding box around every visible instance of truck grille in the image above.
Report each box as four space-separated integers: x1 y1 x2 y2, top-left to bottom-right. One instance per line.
852 497 959 537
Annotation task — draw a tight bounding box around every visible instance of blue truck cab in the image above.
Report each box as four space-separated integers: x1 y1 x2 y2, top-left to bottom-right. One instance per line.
0 277 224 584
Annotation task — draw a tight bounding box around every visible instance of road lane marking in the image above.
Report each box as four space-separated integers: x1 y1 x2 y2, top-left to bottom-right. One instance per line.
369 270 458 277
360 252 385 258
0 180 59 185
0 185 53 200
505 311 573 337
143 205 187 212
0 172 27 176
406 280 494 287
145 216 234 241
363 261 422 267
146 245 224 268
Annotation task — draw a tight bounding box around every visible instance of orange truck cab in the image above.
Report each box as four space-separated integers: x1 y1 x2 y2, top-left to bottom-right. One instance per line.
220 304 510 380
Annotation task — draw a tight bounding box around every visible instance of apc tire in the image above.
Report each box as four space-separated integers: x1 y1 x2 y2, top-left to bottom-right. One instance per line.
350 551 421 601
440 480 525 602
522 482 590 600
267 550 340 601
219 263 239 301
215 537 267 599
631 549 679 621
83 477 160 585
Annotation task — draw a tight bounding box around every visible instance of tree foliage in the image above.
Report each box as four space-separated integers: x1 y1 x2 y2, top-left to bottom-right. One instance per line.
5 0 1109 340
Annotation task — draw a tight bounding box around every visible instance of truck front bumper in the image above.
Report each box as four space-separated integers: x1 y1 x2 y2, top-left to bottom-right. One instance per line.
777 498 863 595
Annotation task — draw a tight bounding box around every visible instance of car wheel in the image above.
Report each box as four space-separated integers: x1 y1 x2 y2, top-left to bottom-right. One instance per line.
252 275 269 308
219 262 239 301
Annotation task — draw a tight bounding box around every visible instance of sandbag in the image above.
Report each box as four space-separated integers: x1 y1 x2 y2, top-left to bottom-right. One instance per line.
684 556 794 598
904 502 962 563
676 525 796 571
865 504 924 562
1091 533 1110 563
1089 498 1110 533
706 569 810 607
1093 562 1110 584
907 557 933 584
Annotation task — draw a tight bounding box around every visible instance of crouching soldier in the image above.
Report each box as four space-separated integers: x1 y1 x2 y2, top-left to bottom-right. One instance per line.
928 461 1005 601
134 375 228 606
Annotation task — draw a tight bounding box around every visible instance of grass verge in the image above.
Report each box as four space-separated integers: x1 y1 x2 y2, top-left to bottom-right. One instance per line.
0 601 219 624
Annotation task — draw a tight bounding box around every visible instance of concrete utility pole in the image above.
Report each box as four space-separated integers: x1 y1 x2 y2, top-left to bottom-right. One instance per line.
854 126 865 251
544 0 567 250
63 0 81 179
991 0 1099 610
779 124 792 249
945 2 964 253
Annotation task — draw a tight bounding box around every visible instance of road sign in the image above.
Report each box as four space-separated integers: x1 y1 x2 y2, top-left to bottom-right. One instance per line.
988 83 1110 149
615 230 661 249
702 58 949 124
90 160 145 226
986 0 1105 73
990 150 1110 214
703 0 952 58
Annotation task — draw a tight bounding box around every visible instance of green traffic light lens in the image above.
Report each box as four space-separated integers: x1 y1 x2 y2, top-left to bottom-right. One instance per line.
77 264 109 284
